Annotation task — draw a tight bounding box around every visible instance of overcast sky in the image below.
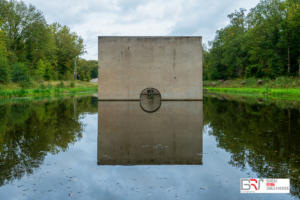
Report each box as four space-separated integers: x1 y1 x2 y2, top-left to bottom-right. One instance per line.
22 0 260 60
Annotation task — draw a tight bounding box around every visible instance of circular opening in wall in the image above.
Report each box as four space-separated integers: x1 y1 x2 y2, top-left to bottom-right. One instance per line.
140 88 161 113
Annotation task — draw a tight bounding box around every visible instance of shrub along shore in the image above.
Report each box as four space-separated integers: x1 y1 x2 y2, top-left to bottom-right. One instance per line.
203 77 300 97
0 81 97 98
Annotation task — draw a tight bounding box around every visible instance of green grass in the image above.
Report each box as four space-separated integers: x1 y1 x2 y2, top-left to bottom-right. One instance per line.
203 77 300 97
0 86 97 98
203 77 300 89
0 80 97 98
205 87 300 98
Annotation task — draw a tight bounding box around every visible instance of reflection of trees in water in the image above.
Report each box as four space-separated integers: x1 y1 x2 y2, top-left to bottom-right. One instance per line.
0 95 97 187
204 96 300 198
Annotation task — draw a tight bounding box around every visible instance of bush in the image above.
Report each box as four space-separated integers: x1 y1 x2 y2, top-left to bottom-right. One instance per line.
34 60 53 81
16 88 28 96
79 70 85 82
39 84 46 89
56 81 65 88
70 81 75 88
58 74 64 81
34 60 45 80
275 76 289 87
43 63 52 81
86 71 91 82
47 84 52 89
11 62 31 83
209 67 220 80
0 56 10 84
64 71 73 81
244 77 256 86
51 70 58 81
19 79 32 89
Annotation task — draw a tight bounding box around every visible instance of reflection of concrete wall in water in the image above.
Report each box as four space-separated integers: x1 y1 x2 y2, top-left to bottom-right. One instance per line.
97 101 203 165
98 37 203 100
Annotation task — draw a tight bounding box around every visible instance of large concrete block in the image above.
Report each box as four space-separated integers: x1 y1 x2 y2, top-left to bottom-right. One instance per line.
97 101 203 165
98 37 203 100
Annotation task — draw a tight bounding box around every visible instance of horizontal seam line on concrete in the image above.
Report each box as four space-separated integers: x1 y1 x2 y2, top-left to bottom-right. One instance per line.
98 36 202 38
98 99 203 101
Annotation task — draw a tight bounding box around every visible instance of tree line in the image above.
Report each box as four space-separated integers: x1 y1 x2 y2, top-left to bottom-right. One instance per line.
204 0 300 80
0 0 97 86
77 58 98 82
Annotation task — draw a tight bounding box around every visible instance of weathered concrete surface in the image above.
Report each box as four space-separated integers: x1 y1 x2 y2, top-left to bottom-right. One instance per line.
98 37 203 100
97 101 203 165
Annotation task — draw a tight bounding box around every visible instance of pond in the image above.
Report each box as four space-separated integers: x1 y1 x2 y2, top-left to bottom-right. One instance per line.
0 93 299 200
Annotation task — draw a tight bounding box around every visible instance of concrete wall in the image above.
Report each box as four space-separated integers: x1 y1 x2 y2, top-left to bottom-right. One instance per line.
98 101 203 165
98 37 203 100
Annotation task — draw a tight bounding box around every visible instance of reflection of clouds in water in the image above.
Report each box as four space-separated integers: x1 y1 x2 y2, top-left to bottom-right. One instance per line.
0 114 293 200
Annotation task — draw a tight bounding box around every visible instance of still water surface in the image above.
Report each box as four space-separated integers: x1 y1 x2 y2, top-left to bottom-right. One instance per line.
0 93 299 200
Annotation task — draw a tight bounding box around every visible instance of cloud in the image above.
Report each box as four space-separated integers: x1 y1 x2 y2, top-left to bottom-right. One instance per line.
22 0 260 60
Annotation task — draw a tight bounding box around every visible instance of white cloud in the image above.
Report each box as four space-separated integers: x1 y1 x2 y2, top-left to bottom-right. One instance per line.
22 0 260 60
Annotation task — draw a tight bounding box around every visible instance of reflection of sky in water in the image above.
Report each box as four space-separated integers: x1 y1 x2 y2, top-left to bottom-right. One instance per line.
0 113 293 200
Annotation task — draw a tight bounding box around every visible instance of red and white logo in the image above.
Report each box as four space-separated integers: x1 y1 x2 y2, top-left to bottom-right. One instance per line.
240 179 289 193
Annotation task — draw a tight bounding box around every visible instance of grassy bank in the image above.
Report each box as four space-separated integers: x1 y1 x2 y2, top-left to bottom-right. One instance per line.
204 77 300 97
204 77 300 88
204 87 300 97
0 81 97 98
